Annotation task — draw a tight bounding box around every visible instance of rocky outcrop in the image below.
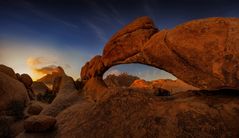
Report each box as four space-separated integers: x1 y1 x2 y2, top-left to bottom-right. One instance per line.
20 88 239 137
18 74 35 100
40 75 81 117
0 64 17 79
130 79 171 96
81 17 239 90
31 82 49 96
104 73 139 87
131 79 199 93
19 74 33 88
130 79 151 89
81 17 158 80
0 72 29 112
102 16 158 67
52 76 62 94
27 103 43 115
24 115 56 132
152 79 199 93
37 66 65 88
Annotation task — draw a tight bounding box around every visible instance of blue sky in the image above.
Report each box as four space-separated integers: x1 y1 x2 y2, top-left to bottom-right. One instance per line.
0 0 239 80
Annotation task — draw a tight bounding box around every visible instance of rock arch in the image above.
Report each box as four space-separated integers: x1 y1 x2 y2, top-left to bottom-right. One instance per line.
81 16 239 90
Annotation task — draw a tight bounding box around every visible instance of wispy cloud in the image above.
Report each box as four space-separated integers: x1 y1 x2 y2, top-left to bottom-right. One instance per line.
83 20 107 42
27 57 55 66
106 4 125 25
81 1 126 42
142 0 156 20
34 65 59 75
27 56 59 75
21 0 81 30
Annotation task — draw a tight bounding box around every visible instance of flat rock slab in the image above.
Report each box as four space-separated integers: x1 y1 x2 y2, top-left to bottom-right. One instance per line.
24 115 56 132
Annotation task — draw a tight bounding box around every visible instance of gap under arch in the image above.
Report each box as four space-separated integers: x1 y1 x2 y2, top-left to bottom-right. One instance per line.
102 63 199 93
103 63 177 81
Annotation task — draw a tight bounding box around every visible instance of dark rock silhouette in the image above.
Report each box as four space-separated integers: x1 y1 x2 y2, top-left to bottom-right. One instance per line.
18 74 35 100
19 74 33 88
0 64 17 79
24 115 56 132
81 17 239 90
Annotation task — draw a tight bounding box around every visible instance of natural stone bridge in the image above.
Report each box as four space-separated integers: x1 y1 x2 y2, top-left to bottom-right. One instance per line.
81 16 239 90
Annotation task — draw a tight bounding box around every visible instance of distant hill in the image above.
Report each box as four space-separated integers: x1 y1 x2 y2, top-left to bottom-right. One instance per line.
104 73 139 87
37 66 65 89
131 79 199 93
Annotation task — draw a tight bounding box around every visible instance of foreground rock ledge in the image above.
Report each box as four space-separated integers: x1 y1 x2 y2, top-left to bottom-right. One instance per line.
81 16 239 90
24 115 56 132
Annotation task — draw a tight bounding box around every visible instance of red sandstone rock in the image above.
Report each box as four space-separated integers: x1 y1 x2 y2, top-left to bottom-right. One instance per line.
102 16 158 66
0 72 29 111
131 79 199 93
81 17 239 90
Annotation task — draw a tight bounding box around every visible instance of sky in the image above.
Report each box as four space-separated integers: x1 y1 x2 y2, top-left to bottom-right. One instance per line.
1 0 239 80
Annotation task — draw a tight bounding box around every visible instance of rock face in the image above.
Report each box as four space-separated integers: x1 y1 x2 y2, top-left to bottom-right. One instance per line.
40 75 81 117
131 79 199 93
130 79 151 89
81 17 239 90
151 79 199 93
130 79 171 96
24 115 56 132
81 16 158 80
27 103 43 115
19 74 33 88
52 76 62 94
20 88 239 137
0 72 29 111
0 64 17 79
